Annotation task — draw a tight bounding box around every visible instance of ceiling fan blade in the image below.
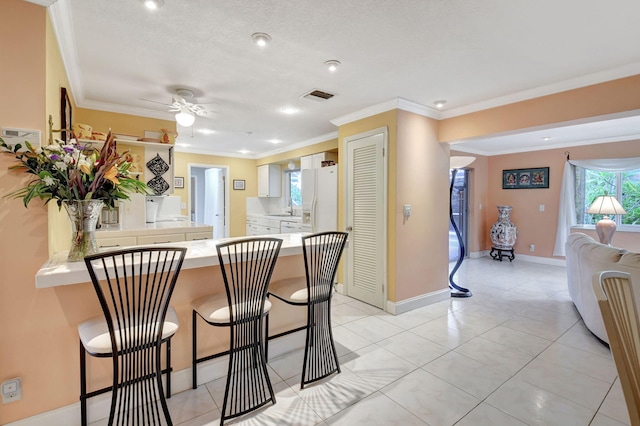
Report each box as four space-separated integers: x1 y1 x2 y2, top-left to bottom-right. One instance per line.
140 98 174 108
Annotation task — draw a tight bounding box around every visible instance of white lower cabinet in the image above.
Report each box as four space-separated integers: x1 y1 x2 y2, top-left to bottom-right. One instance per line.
245 217 281 236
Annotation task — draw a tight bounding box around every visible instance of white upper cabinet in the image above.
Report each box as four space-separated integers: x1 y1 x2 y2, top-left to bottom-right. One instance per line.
257 164 281 197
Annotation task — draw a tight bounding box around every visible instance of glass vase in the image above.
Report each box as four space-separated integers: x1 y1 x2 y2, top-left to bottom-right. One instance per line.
63 200 103 262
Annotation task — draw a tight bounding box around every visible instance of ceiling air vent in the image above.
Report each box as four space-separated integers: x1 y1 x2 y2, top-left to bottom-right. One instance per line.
301 89 336 102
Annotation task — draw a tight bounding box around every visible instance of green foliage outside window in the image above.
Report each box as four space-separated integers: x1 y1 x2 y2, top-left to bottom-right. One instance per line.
576 168 640 226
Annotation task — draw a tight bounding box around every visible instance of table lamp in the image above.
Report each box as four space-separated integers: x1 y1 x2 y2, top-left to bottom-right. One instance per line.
586 195 626 245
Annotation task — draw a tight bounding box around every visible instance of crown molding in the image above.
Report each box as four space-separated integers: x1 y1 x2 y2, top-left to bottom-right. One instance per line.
49 0 84 103
440 61 640 119
77 99 173 121
330 97 441 127
175 131 339 159
256 131 339 159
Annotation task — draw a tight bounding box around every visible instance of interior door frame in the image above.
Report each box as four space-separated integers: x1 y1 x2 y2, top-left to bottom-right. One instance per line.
342 127 388 310
188 163 230 238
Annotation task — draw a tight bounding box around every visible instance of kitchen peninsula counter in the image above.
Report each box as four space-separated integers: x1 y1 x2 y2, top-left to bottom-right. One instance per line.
35 233 305 288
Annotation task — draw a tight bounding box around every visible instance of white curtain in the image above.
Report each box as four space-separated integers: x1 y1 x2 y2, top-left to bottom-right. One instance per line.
553 156 640 256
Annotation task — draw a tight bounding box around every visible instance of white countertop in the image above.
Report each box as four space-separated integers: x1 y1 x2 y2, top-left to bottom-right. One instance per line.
35 233 306 288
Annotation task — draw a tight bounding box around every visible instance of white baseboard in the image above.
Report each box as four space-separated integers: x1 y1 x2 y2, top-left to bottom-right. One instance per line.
469 250 488 259
7 333 305 426
386 288 450 315
511 253 566 267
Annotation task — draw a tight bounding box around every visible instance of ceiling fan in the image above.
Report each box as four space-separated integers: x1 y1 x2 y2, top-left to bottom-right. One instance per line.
142 88 217 127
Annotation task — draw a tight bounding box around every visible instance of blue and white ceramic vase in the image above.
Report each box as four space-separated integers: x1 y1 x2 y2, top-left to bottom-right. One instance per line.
490 205 517 249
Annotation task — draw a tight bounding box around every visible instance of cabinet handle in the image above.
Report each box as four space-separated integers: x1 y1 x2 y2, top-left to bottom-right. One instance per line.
99 244 120 248
154 241 171 244
191 237 208 241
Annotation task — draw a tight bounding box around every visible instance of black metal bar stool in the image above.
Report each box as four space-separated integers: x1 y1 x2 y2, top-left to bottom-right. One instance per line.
79 247 186 426
191 237 282 425
267 231 347 388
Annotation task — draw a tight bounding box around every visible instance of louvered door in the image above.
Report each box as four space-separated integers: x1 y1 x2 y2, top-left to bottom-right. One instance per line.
345 130 386 308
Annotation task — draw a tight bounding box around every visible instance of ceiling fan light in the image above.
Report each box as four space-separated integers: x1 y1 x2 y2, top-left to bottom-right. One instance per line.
175 110 195 127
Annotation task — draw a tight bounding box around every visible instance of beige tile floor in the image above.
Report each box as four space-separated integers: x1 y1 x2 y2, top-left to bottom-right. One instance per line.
164 257 629 425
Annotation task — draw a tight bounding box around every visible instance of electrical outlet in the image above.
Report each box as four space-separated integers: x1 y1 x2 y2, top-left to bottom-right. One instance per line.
529 244 535 252
2 378 22 403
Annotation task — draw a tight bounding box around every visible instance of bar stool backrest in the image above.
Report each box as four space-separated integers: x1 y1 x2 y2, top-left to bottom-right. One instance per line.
303 232 348 304
84 247 186 425
216 238 282 324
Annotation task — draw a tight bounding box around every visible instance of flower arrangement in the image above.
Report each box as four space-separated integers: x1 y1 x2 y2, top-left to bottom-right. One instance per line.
0 131 149 208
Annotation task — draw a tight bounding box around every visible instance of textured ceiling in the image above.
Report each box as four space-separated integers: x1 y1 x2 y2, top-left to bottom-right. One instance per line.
48 0 640 157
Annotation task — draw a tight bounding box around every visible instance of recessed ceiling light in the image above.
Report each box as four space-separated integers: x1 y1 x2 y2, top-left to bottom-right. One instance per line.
268 139 282 144
251 32 271 47
141 0 164 10
197 129 215 135
541 136 552 141
239 149 250 154
280 106 299 115
324 60 341 72
434 100 447 109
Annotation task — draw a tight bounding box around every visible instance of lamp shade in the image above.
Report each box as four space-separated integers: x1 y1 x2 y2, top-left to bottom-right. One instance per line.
175 107 196 127
586 195 626 216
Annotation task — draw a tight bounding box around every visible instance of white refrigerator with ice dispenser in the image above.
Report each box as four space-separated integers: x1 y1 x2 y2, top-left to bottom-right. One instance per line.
301 165 338 233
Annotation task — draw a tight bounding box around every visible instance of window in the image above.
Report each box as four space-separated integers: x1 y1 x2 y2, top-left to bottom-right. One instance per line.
285 169 302 208
575 167 640 228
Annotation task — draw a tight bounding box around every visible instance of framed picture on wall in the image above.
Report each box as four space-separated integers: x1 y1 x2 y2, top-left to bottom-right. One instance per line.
60 87 72 142
502 167 549 189
233 179 245 190
174 176 184 188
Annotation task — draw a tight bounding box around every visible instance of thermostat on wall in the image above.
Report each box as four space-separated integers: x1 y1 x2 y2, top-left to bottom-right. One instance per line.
1 127 42 150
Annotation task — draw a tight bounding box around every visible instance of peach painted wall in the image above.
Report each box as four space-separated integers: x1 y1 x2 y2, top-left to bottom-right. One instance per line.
439 74 640 143
395 110 450 301
0 1 50 423
173 152 258 237
484 139 640 258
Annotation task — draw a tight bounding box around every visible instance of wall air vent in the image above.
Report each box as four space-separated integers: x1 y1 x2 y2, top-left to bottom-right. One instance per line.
301 89 336 102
